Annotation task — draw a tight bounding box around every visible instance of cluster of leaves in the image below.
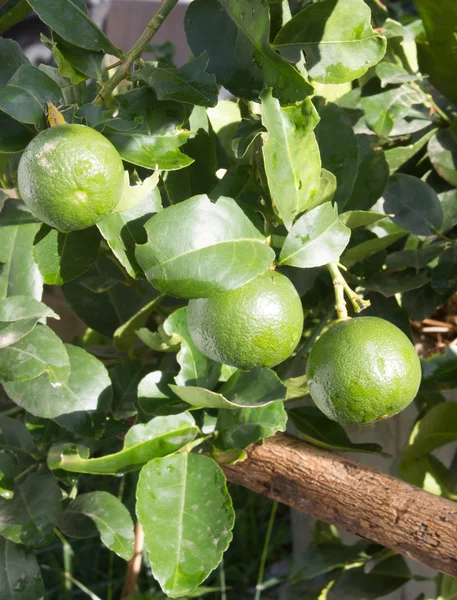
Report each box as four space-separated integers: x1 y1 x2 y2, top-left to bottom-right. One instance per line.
1 0 457 598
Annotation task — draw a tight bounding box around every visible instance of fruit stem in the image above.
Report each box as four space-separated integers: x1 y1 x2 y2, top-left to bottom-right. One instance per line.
327 262 371 319
327 262 349 320
93 0 180 106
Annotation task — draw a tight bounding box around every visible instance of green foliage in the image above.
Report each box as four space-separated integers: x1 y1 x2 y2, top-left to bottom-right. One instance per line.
1 0 457 597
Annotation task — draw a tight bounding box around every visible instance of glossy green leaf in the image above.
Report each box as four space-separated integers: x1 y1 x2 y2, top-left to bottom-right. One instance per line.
0 0 32 36
0 111 34 152
344 135 389 211
314 101 359 207
58 491 134 560
428 129 457 188
0 537 44 599
136 195 275 298
185 0 313 104
261 89 321 230
110 360 151 419
0 323 70 384
113 295 164 353
376 62 420 87
132 54 218 108
402 284 444 322
415 0 457 104
403 402 457 461
400 454 456 499
232 116 264 160
98 191 162 279
51 32 104 81
361 270 430 297
137 453 234 598
0 38 29 88
283 374 309 400
0 473 61 547
27 0 121 57
289 407 383 454
0 416 38 460
103 109 193 171
216 401 287 449
279 203 350 268
332 556 410 599
361 85 425 138
32 225 100 286
170 368 287 409
341 232 407 267
274 0 386 84
114 171 160 214
163 307 221 389
440 189 457 234
4 343 111 419
49 412 198 475
386 243 445 271
137 371 187 417
438 574 457 599
383 174 443 235
421 344 457 391
313 168 337 207
0 201 42 300
340 211 388 230
385 128 437 174
0 65 62 129
0 295 58 348
432 247 457 294
63 254 158 337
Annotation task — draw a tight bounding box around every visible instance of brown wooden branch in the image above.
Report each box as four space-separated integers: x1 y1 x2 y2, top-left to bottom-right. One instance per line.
223 433 457 577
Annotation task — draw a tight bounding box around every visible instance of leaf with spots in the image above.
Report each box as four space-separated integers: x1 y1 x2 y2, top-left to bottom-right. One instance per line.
136 453 235 598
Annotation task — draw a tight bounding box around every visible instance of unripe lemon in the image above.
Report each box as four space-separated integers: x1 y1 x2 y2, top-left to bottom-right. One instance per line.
306 316 421 424
188 271 304 370
18 124 124 232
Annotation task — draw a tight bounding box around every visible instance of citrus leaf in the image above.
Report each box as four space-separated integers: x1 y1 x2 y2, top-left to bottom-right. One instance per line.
273 0 386 84
51 32 104 81
386 243 445 271
0 473 61 547
314 101 359 207
0 324 70 384
27 0 122 57
0 295 58 348
114 171 160 214
137 453 235 598
385 128 437 174
0 538 44 599
0 65 62 129
432 247 457 294
341 232 407 268
3 344 111 419
110 360 152 419
132 53 218 108
0 416 38 460
170 368 287 409
185 0 313 105
279 203 350 268
383 174 443 236
0 0 32 36
403 402 457 462
103 108 193 171
340 211 388 230
261 89 321 230
360 270 430 298
415 0 457 104
232 116 264 160
32 225 100 286
428 129 457 188
216 401 287 449
163 307 221 389
0 38 29 88
421 344 457 392
0 111 34 152
399 454 456 499
0 200 43 300
136 195 275 298
48 413 198 475
113 295 165 353
137 371 187 417
58 491 134 560
289 407 384 454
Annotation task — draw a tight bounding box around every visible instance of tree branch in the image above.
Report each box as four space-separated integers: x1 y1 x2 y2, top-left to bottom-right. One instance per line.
93 0 180 106
224 433 457 577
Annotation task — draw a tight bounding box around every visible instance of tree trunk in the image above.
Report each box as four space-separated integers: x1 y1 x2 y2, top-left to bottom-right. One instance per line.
223 433 457 577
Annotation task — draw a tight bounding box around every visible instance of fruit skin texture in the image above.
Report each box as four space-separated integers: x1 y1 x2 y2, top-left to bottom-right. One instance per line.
18 124 124 232
306 316 421 425
188 271 304 370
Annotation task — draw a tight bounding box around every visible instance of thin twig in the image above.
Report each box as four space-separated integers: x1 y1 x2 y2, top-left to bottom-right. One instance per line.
121 522 145 598
93 0 180 105
255 500 278 600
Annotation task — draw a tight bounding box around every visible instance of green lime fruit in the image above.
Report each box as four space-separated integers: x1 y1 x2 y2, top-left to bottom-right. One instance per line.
306 316 421 425
188 271 304 370
18 124 124 232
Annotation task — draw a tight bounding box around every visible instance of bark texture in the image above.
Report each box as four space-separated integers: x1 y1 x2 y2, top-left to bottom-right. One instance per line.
223 433 457 576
